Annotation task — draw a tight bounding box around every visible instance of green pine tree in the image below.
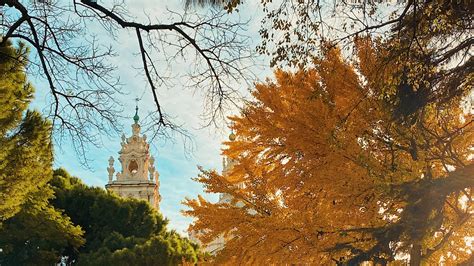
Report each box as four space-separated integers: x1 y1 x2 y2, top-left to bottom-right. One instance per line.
0 41 84 265
0 40 53 222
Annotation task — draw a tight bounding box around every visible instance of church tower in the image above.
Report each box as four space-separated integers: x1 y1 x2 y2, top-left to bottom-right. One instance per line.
106 104 161 210
189 130 237 254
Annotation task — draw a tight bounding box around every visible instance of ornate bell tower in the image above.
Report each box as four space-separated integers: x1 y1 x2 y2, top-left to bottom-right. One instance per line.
106 102 161 210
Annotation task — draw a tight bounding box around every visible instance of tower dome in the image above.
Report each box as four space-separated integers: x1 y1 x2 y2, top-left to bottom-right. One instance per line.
133 105 140 124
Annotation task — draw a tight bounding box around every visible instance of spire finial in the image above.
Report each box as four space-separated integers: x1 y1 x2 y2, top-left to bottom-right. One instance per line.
228 122 236 141
133 97 140 124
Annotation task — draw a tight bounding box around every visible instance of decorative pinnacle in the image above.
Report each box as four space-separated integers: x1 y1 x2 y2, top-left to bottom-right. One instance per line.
228 121 236 141
229 128 236 141
133 97 140 124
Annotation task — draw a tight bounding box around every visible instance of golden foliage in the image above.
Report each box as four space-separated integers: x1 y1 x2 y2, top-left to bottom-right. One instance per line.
184 39 473 264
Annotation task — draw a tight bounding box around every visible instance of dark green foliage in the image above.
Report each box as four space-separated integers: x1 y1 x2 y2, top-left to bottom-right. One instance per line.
50 169 201 264
1 168 201 265
78 232 199 266
51 170 164 250
0 195 84 265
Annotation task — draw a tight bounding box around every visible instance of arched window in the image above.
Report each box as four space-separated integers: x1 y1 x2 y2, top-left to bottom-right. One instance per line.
128 160 139 174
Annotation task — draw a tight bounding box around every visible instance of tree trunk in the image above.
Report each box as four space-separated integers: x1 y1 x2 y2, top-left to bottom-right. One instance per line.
410 243 422 266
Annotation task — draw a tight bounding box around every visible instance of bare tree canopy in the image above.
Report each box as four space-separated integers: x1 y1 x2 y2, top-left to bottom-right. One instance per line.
0 0 252 161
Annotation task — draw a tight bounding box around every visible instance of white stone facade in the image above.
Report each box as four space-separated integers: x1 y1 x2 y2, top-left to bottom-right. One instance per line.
106 107 161 210
189 133 238 254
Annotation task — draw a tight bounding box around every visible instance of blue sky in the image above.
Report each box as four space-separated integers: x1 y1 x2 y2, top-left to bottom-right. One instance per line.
28 0 271 234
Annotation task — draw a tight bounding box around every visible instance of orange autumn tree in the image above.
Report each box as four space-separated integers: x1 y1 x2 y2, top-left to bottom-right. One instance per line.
184 41 473 265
